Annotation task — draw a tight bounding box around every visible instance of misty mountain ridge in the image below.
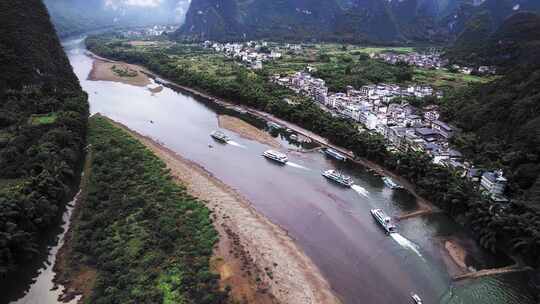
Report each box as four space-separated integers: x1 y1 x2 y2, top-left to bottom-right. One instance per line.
176 0 539 44
44 0 191 37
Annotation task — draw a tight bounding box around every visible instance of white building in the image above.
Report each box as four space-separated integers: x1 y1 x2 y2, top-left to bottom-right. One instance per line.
252 60 263 70
341 104 362 121
270 50 282 59
480 170 507 196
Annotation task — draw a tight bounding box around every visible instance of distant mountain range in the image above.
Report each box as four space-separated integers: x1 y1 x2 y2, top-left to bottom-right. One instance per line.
44 0 191 38
175 0 539 44
176 0 454 43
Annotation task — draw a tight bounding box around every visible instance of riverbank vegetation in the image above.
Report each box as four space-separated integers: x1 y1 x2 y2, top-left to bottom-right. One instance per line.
62 116 226 303
111 64 138 77
86 34 540 277
0 0 88 278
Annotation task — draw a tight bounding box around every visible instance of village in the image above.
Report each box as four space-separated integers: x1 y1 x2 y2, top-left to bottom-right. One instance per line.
271 71 508 203
199 40 507 203
203 40 303 70
372 50 449 69
373 50 496 75
121 24 179 38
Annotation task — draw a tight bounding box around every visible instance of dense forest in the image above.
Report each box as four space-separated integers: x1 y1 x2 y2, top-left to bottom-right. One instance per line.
440 11 540 207
0 0 88 277
445 12 540 68
439 61 540 208
63 116 227 303
87 35 540 281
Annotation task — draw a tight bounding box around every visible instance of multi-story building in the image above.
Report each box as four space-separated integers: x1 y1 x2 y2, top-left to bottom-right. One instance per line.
480 170 507 196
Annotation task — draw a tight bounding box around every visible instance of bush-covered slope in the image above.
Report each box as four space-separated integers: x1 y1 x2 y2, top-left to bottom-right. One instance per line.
0 0 88 277
66 116 226 303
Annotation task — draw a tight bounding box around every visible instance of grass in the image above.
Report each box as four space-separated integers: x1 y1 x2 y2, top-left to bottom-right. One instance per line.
158 270 185 304
0 178 25 192
412 68 496 89
29 113 57 125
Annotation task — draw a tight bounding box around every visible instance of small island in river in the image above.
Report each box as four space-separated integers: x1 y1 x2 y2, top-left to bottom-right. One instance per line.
88 59 150 87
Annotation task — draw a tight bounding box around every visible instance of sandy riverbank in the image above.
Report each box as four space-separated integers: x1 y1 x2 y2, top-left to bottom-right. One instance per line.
88 59 151 87
106 117 341 304
445 240 468 270
218 115 281 148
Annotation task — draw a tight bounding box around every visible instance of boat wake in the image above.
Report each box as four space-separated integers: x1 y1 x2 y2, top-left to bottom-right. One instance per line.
391 233 424 260
228 141 247 148
286 162 310 170
351 185 369 197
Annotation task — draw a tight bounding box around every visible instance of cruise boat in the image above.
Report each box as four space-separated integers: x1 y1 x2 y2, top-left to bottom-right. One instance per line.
263 150 288 164
322 170 354 187
323 148 347 161
370 209 397 234
410 293 423 304
210 130 231 143
382 176 403 189
267 121 283 130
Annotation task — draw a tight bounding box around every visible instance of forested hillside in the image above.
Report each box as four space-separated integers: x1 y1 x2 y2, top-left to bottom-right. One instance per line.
445 0 540 65
0 0 88 277
176 0 464 43
446 12 540 68
439 12 540 209
440 62 540 208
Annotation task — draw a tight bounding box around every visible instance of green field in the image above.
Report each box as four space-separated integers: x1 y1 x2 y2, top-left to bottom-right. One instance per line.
29 113 57 125
0 178 24 191
413 68 497 89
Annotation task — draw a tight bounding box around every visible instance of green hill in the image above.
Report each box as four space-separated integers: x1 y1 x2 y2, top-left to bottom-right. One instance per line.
0 1 80 92
440 13 540 207
0 0 88 277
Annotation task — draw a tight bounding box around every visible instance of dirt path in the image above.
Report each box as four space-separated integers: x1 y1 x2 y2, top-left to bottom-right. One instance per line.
453 265 531 281
397 208 437 220
106 117 341 304
218 115 281 148
445 240 468 270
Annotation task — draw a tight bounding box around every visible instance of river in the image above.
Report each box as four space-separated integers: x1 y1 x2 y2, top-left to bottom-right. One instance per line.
3 37 537 304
